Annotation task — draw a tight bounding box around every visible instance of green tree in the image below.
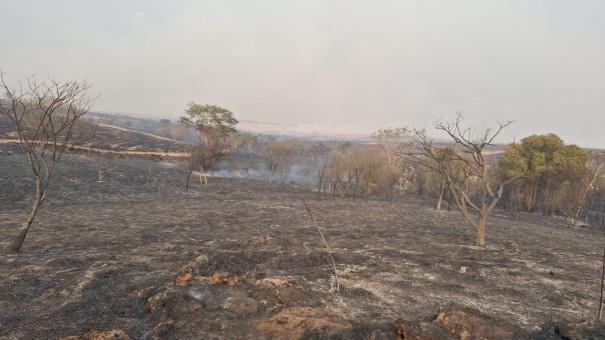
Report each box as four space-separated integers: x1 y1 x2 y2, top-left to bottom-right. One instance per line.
499 134 594 221
178 103 238 190
179 103 238 146
154 119 173 138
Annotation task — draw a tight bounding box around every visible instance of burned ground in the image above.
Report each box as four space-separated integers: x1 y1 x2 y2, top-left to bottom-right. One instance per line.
1 144 604 339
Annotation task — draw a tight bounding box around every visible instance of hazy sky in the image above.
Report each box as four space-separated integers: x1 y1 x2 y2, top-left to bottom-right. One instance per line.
1 1 604 147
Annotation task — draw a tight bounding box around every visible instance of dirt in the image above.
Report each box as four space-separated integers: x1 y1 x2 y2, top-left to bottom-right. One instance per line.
1 144 605 339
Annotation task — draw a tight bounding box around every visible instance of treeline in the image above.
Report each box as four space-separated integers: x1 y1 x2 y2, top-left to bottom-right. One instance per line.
498 134 604 221
121 112 604 226
223 130 604 226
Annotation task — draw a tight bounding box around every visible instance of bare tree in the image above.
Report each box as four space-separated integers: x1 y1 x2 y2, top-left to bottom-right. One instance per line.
69 116 99 149
347 149 368 200
409 113 519 246
572 152 605 224
93 151 119 182
276 143 293 177
260 142 287 182
311 143 331 199
0 72 95 252
183 142 228 190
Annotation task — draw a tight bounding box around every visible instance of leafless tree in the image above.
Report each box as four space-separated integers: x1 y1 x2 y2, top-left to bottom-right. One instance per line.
0 72 96 252
183 142 228 190
572 152 605 224
260 142 281 182
93 151 119 182
408 113 520 246
69 116 99 149
277 143 293 177
311 143 331 199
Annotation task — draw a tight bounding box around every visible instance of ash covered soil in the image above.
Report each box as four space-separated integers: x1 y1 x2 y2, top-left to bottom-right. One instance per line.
1 144 604 339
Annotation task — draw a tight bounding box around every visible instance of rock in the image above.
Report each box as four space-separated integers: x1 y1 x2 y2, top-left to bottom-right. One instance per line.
557 321 605 339
394 319 456 340
174 266 193 286
173 253 209 286
436 308 525 339
146 289 204 317
504 242 521 253
131 286 153 297
394 308 528 340
255 307 353 339
209 271 246 285
60 329 130 340
254 276 300 289
223 296 258 314
193 271 249 286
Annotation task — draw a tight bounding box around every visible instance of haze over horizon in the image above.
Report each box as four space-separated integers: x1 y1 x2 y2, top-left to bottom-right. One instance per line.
1 1 604 147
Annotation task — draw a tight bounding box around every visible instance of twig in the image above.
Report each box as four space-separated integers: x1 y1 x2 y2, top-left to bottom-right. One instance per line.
598 247 604 322
303 199 339 292
598 215 605 322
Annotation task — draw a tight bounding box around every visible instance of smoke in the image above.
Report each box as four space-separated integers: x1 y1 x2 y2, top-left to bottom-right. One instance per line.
213 164 316 185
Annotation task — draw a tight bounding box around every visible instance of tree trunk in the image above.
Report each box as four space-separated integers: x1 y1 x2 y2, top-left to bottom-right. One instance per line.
435 191 443 211
10 221 33 252
11 188 43 252
476 217 486 247
198 171 208 185
434 182 444 210
185 170 192 191
11 198 41 252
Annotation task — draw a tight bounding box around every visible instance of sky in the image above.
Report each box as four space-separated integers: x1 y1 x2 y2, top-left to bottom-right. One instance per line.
1 0 604 147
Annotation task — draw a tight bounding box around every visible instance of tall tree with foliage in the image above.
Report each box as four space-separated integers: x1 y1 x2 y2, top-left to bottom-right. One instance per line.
0 72 96 252
498 134 596 221
179 103 238 146
178 103 238 190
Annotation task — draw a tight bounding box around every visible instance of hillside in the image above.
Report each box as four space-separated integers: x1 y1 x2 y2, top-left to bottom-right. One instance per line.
1 141 604 339
0 115 187 157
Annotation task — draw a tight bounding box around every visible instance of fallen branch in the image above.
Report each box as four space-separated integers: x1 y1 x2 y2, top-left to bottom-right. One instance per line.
598 247 604 322
303 199 339 292
598 214 605 322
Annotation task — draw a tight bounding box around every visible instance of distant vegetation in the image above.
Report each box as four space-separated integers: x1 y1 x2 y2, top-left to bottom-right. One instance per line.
89 110 605 244
3 81 603 249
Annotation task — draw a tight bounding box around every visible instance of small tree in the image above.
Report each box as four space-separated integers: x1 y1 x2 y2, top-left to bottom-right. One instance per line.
93 151 119 182
0 72 95 252
276 142 293 177
260 142 291 182
311 143 331 199
372 128 416 199
409 113 519 246
179 103 238 190
261 142 280 183
154 119 173 138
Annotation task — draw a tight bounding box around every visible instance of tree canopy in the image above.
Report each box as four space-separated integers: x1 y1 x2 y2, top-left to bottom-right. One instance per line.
498 133 591 216
178 103 238 143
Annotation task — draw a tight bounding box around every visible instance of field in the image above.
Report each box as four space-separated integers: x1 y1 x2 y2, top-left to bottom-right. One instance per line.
1 140 604 339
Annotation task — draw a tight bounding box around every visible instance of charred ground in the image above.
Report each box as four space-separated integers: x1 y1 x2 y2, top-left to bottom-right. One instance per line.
1 143 604 339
